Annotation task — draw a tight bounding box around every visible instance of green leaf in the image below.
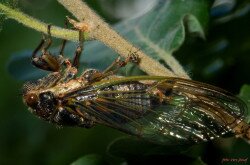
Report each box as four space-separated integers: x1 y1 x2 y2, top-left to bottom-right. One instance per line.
118 0 210 54
189 157 207 165
0 12 6 31
7 0 211 80
107 137 204 164
239 84 250 123
70 154 108 165
107 136 190 159
184 14 205 39
176 1 250 84
181 144 206 158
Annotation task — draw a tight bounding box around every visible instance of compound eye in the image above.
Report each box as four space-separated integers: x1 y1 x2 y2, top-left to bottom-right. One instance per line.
24 93 38 108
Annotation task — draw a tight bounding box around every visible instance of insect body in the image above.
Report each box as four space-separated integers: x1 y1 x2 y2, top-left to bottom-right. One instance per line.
22 23 250 145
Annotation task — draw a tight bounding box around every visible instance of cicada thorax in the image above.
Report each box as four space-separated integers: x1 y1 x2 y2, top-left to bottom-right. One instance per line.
22 65 96 128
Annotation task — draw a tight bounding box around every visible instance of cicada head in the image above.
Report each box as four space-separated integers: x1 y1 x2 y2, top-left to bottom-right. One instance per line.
23 91 56 121
23 87 95 128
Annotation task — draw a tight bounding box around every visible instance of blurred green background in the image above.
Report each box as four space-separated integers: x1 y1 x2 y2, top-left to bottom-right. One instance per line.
0 0 250 165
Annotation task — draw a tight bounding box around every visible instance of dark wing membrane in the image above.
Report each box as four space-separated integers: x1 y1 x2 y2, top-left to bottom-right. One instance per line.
67 78 247 145
172 78 247 126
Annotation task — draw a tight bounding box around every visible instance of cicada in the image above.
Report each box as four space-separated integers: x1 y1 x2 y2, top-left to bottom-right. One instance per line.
22 23 250 145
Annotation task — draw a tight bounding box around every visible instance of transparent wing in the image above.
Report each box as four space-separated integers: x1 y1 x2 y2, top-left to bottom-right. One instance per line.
65 77 247 145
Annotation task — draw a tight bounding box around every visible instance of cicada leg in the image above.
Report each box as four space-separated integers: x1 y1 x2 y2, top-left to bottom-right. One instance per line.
31 25 62 72
102 52 140 75
233 121 250 140
127 46 141 64
81 54 140 84
66 16 90 32
59 25 85 83
72 30 84 69
59 19 68 56
42 24 52 53
65 16 87 69
80 57 124 83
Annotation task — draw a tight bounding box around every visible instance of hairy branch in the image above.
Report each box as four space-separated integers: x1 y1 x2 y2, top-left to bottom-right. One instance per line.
58 0 189 78
0 3 80 41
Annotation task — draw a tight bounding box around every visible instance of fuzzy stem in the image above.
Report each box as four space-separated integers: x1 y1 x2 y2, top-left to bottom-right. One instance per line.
0 3 80 41
58 0 187 78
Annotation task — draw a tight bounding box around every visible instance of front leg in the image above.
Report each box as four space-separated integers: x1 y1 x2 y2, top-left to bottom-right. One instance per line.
72 30 84 69
81 69 104 83
103 52 140 76
31 25 62 72
80 53 140 84
59 18 85 83
58 59 78 83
